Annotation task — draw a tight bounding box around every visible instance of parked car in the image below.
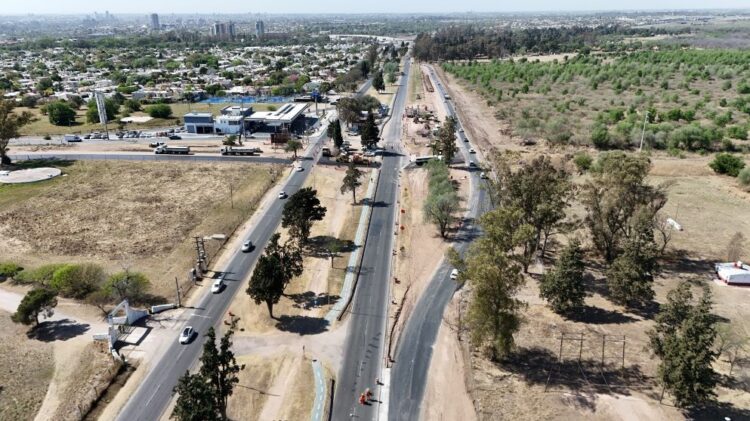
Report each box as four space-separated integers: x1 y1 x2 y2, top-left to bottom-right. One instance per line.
211 278 224 294
278 191 288 199
168 135 182 140
241 240 253 252
179 326 195 344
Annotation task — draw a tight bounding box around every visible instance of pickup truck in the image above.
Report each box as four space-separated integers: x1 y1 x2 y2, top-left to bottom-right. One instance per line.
220 146 262 156
154 145 191 155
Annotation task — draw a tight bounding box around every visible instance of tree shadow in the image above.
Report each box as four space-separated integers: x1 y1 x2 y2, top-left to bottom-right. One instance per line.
27 319 90 342
285 291 341 310
305 235 357 259
275 315 329 335
585 276 660 320
500 346 649 396
565 305 638 325
686 401 750 420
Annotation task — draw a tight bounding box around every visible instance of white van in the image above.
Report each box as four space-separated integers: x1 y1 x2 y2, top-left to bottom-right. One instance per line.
64 134 82 142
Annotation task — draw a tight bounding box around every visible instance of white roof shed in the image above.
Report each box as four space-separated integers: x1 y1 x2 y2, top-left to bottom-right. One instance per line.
716 262 750 285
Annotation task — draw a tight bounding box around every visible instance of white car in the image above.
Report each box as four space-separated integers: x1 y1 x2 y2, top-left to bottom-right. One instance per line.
278 191 288 199
295 166 304 172
480 172 488 179
241 240 252 252
459 128 464 133
179 326 195 344
450 269 459 280
211 278 224 294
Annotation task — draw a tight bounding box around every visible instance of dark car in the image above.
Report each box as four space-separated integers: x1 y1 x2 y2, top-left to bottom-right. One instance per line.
168 135 182 140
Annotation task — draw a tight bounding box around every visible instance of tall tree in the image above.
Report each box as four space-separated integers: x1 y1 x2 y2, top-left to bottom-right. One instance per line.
46 101 77 126
12 288 58 326
606 210 659 308
246 234 303 318
539 239 586 314
332 119 344 149
173 325 243 421
0 100 33 165
341 161 364 204
372 69 385 92
360 111 379 149
282 187 327 243
436 116 458 164
423 160 461 238
648 282 718 408
285 139 303 159
582 152 667 262
366 44 379 69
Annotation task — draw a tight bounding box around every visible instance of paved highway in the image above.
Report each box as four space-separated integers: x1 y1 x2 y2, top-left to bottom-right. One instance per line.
388 65 490 420
331 57 411 419
115 78 374 421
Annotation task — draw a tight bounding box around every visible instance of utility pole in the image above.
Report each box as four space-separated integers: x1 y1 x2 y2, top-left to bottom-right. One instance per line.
175 277 181 307
639 110 648 152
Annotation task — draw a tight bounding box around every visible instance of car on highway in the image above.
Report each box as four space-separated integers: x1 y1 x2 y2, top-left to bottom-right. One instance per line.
464 137 469 142
469 148 476 154
278 191 288 199
179 326 195 344
295 166 304 172
480 172 488 179
459 128 464 133
450 269 459 280
468 160 477 168
211 278 224 294
241 240 253 252
149 140 166 148
168 135 182 140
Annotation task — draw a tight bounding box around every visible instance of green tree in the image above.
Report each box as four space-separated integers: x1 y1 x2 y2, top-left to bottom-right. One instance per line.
47 101 77 126
360 111 379 149
372 69 385 92
436 116 458 164
11 288 57 326
284 139 303 159
539 239 586 314
0 100 33 165
648 282 718 408
424 191 461 238
102 270 150 303
331 119 344 149
49 263 105 299
124 99 142 112
173 325 243 421
709 153 745 177
282 187 326 243
582 152 666 262
146 103 173 119
341 161 364 204
0 262 23 281
246 234 303 318
606 210 659 308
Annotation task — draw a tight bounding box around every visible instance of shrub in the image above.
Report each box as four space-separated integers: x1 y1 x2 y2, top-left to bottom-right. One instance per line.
573 152 593 173
49 263 105 299
709 153 746 177
47 101 77 126
727 125 748 140
738 168 750 187
14 263 67 285
146 104 173 119
591 125 610 149
0 262 23 281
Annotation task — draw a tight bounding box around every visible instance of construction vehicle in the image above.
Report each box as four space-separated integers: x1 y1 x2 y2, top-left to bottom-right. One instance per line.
220 146 262 156
154 145 191 155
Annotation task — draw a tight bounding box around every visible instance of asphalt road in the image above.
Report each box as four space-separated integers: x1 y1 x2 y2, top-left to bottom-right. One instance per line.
114 136 325 421
114 77 373 421
9 152 293 165
331 57 412 420
388 65 490 421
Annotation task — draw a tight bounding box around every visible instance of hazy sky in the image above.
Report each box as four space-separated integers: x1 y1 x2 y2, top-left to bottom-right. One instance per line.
5 0 749 15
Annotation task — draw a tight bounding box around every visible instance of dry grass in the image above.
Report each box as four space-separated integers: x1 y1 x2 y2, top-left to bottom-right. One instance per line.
0 160 279 297
0 310 54 421
226 355 284 421
275 356 315 421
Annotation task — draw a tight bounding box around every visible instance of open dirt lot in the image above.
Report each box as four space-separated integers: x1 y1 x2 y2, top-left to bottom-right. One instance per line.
0 309 54 421
0 160 279 298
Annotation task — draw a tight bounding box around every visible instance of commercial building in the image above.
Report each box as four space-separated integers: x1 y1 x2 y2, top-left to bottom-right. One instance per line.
184 112 215 134
183 103 310 135
150 13 160 31
255 20 265 38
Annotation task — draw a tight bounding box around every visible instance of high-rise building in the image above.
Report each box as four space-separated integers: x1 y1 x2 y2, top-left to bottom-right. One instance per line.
150 13 160 31
210 21 236 40
255 20 265 38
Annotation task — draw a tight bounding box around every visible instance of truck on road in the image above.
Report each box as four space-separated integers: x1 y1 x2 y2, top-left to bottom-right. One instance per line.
154 145 191 155
220 146 262 156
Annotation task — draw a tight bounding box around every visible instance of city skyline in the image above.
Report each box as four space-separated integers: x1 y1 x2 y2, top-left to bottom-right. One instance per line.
3 0 750 15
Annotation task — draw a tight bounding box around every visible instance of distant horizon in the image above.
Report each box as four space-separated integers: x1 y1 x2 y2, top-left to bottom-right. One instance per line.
2 0 749 16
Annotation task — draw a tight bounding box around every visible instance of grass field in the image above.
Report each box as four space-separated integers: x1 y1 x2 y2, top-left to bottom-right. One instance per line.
0 160 280 298
0 310 55 421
